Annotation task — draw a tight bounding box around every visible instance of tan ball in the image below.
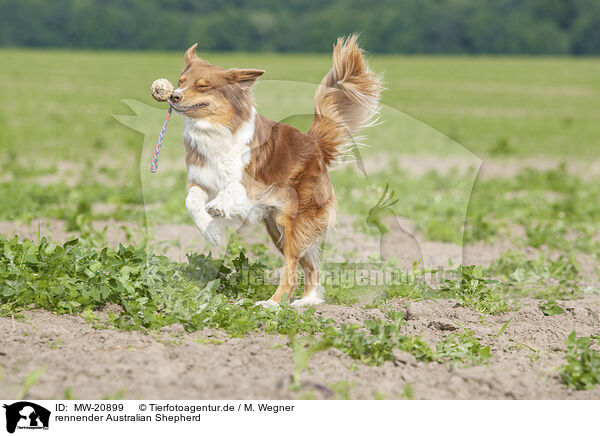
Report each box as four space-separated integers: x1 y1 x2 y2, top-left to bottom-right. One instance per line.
150 78 174 102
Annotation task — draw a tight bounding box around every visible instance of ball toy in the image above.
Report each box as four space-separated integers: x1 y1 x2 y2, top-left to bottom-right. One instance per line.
150 78 174 102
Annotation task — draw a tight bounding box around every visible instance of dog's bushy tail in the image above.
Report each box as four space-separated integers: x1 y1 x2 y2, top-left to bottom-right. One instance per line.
308 35 382 165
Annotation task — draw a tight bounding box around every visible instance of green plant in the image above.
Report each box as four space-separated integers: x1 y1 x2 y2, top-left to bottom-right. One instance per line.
321 311 492 367
492 319 512 338
289 334 331 390
435 331 492 366
46 338 63 350
560 332 600 390
0 235 328 337
322 312 424 365
440 265 511 314
323 285 361 305
489 137 515 156
18 367 46 400
488 250 582 299
538 299 565 316
377 262 434 301
102 389 126 400
401 383 415 400
328 381 353 400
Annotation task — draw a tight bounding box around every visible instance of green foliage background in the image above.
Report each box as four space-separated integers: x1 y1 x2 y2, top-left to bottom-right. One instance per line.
1 0 599 54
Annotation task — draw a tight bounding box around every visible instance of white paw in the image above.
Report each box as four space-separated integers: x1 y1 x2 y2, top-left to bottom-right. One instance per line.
291 286 325 307
186 186 211 226
255 299 280 309
206 192 233 219
206 183 252 220
203 221 225 246
186 187 225 246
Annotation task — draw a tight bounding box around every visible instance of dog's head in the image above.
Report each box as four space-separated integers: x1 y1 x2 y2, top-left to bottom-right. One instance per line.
171 43 264 130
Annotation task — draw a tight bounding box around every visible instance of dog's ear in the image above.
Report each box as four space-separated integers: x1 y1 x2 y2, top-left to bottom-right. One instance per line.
184 43 198 66
224 69 265 86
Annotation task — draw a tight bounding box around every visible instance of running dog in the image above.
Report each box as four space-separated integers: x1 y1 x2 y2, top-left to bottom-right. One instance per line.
171 35 382 307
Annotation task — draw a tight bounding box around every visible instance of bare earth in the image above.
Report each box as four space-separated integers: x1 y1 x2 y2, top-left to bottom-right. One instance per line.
1 217 599 399
2 156 599 399
1 296 599 400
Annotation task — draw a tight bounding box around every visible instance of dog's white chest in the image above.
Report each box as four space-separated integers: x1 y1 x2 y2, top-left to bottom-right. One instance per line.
184 115 254 194
184 113 258 222
187 156 243 196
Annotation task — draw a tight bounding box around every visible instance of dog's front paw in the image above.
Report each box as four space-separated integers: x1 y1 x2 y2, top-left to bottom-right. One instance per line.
206 205 225 219
187 186 211 227
206 194 232 219
203 221 225 246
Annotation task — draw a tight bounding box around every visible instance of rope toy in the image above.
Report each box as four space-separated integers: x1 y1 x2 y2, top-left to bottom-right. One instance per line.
149 78 175 173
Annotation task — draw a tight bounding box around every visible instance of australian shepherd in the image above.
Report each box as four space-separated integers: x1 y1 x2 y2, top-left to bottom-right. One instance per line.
170 35 382 307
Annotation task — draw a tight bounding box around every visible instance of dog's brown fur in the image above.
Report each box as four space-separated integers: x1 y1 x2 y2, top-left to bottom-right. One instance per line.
176 35 382 304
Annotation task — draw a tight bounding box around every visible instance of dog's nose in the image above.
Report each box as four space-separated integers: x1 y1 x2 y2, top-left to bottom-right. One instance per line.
171 90 183 103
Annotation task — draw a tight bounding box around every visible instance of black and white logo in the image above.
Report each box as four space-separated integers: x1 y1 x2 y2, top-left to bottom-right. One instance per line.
3 402 50 434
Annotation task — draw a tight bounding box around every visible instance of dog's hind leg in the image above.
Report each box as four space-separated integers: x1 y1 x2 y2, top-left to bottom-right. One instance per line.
259 213 324 307
264 213 300 305
256 212 297 308
257 193 332 308
259 212 321 306
292 242 325 307
283 212 329 307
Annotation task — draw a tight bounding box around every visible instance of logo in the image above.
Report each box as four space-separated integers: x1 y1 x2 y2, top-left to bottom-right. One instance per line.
2 402 50 434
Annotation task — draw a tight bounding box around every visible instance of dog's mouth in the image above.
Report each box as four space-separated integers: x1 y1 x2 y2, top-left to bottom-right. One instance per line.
169 101 209 112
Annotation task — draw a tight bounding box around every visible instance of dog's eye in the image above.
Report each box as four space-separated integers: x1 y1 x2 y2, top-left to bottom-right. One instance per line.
196 82 209 90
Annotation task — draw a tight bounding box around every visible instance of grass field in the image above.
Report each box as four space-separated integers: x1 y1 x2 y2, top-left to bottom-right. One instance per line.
2 49 600 161
1 49 600 399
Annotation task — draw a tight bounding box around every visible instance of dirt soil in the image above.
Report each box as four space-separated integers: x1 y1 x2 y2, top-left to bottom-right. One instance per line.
1 295 599 400
1 215 598 396
2 156 599 400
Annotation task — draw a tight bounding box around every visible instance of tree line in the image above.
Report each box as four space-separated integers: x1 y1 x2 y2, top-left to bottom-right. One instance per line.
1 0 598 54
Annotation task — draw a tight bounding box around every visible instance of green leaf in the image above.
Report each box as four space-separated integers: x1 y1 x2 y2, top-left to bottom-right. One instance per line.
538 299 565 316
